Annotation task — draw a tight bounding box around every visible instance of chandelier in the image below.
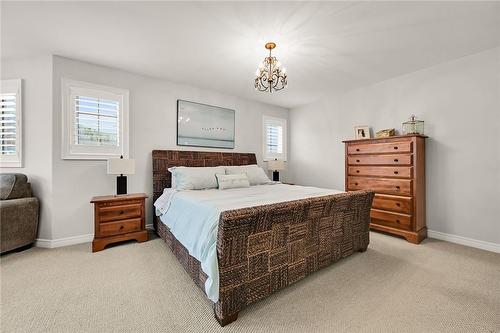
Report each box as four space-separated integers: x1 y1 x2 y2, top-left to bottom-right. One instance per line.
255 42 287 93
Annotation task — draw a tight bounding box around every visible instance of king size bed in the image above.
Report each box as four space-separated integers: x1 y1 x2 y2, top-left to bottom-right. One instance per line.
152 150 374 326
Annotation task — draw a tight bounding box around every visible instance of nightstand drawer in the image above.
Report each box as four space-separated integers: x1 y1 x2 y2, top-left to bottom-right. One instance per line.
99 203 142 222
99 218 141 237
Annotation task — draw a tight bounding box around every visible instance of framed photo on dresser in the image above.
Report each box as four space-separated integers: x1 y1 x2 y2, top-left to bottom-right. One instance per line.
354 125 371 139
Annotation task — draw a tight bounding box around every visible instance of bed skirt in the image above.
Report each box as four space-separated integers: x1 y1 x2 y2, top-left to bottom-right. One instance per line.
156 189 374 326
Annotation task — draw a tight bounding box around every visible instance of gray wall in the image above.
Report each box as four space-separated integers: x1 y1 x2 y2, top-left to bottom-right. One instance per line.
2 55 289 242
289 48 500 245
50 56 289 240
1 55 54 240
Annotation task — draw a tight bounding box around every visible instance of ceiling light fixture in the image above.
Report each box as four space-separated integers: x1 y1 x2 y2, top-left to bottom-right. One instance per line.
255 42 287 93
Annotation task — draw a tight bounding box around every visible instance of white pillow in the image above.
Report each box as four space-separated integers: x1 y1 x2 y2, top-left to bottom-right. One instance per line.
225 165 271 186
216 173 250 190
168 166 226 190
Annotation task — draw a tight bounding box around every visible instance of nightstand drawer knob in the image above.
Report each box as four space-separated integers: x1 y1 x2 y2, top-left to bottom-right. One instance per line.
119 210 124 215
120 225 124 230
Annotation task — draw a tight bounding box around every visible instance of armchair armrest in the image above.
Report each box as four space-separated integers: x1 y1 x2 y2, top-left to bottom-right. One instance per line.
0 197 40 253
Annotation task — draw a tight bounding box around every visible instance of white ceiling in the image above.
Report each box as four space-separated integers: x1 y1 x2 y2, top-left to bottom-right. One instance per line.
2 1 499 109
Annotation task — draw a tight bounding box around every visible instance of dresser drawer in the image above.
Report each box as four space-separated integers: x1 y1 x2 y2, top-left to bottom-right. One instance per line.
348 166 412 178
348 141 412 155
99 203 142 222
347 154 412 166
372 194 412 214
348 177 412 196
99 218 141 237
371 209 412 231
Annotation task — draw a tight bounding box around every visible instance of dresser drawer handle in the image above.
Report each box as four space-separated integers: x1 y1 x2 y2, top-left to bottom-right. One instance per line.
396 219 401 224
356 170 360 173
394 171 399 175
119 210 124 215
356 148 360 152
396 203 401 207
393 146 398 150
356 159 360 163
394 159 399 162
395 186 400 190
355 183 359 186
120 225 124 230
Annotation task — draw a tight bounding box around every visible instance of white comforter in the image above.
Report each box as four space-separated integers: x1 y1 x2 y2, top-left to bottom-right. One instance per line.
155 183 342 302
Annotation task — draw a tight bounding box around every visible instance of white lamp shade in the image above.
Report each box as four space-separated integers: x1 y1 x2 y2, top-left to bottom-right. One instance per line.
267 159 285 171
107 158 135 175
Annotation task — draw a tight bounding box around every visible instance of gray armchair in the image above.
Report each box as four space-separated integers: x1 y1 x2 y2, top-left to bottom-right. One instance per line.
0 174 39 253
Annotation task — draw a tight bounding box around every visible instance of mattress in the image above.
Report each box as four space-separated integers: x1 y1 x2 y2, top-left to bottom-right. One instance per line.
156 183 343 302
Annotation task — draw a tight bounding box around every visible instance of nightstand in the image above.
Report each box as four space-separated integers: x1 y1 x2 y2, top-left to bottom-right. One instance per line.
90 193 148 252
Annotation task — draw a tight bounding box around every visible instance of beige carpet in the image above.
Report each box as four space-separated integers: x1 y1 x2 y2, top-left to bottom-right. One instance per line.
1 232 499 333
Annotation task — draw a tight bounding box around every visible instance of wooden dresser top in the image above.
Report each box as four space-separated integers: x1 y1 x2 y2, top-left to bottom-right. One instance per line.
342 134 427 144
90 193 148 203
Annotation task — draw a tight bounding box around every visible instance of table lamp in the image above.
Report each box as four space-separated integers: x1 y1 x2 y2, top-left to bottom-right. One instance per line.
267 159 285 182
107 156 135 195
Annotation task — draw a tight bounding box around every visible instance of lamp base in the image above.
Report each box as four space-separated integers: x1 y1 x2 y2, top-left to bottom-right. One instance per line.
272 171 280 182
117 175 127 195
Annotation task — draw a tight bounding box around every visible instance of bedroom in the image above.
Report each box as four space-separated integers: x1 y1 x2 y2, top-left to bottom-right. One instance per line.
0 1 499 332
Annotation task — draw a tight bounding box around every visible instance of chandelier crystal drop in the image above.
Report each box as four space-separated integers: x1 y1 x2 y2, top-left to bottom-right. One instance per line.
255 42 287 93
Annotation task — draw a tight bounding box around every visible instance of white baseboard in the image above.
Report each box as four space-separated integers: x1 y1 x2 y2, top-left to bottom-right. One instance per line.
428 230 500 254
35 234 94 249
35 226 155 249
34 228 498 253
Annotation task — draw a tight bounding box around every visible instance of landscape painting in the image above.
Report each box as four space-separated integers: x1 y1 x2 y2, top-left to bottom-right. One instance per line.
177 100 235 149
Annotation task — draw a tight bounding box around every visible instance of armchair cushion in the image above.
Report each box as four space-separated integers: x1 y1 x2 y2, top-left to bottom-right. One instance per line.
0 173 32 200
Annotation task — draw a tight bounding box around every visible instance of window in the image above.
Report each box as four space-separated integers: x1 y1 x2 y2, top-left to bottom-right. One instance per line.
263 115 287 161
0 79 22 167
62 79 129 159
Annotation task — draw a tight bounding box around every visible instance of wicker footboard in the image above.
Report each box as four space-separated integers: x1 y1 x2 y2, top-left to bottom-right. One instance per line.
156 190 374 326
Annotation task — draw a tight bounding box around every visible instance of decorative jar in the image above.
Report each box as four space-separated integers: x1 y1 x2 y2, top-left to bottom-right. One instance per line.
402 115 424 135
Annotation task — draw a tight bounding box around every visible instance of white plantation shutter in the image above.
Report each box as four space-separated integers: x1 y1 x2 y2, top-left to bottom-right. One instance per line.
263 116 287 161
0 79 22 167
62 79 129 159
74 96 119 146
1 94 17 154
266 122 283 154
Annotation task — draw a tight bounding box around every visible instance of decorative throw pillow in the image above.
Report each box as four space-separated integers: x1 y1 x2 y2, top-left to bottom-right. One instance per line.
216 173 250 190
225 165 272 186
168 166 226 190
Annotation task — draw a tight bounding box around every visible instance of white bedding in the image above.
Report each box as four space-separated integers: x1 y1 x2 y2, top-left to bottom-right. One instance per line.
155 183 343 302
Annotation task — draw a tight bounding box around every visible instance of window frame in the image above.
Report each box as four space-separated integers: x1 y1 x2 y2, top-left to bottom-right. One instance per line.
0 79 23 168
262 115 287 162
61 78 129 160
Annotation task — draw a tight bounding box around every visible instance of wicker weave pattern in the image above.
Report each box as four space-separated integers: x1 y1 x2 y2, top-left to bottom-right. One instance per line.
213 190 373 321
152 150 374 325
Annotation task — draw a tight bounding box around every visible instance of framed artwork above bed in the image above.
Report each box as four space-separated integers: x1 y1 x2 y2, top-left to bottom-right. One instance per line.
177 100 235 149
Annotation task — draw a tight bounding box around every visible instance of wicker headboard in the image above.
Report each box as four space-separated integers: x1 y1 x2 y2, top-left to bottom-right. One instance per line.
152 150 257 203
